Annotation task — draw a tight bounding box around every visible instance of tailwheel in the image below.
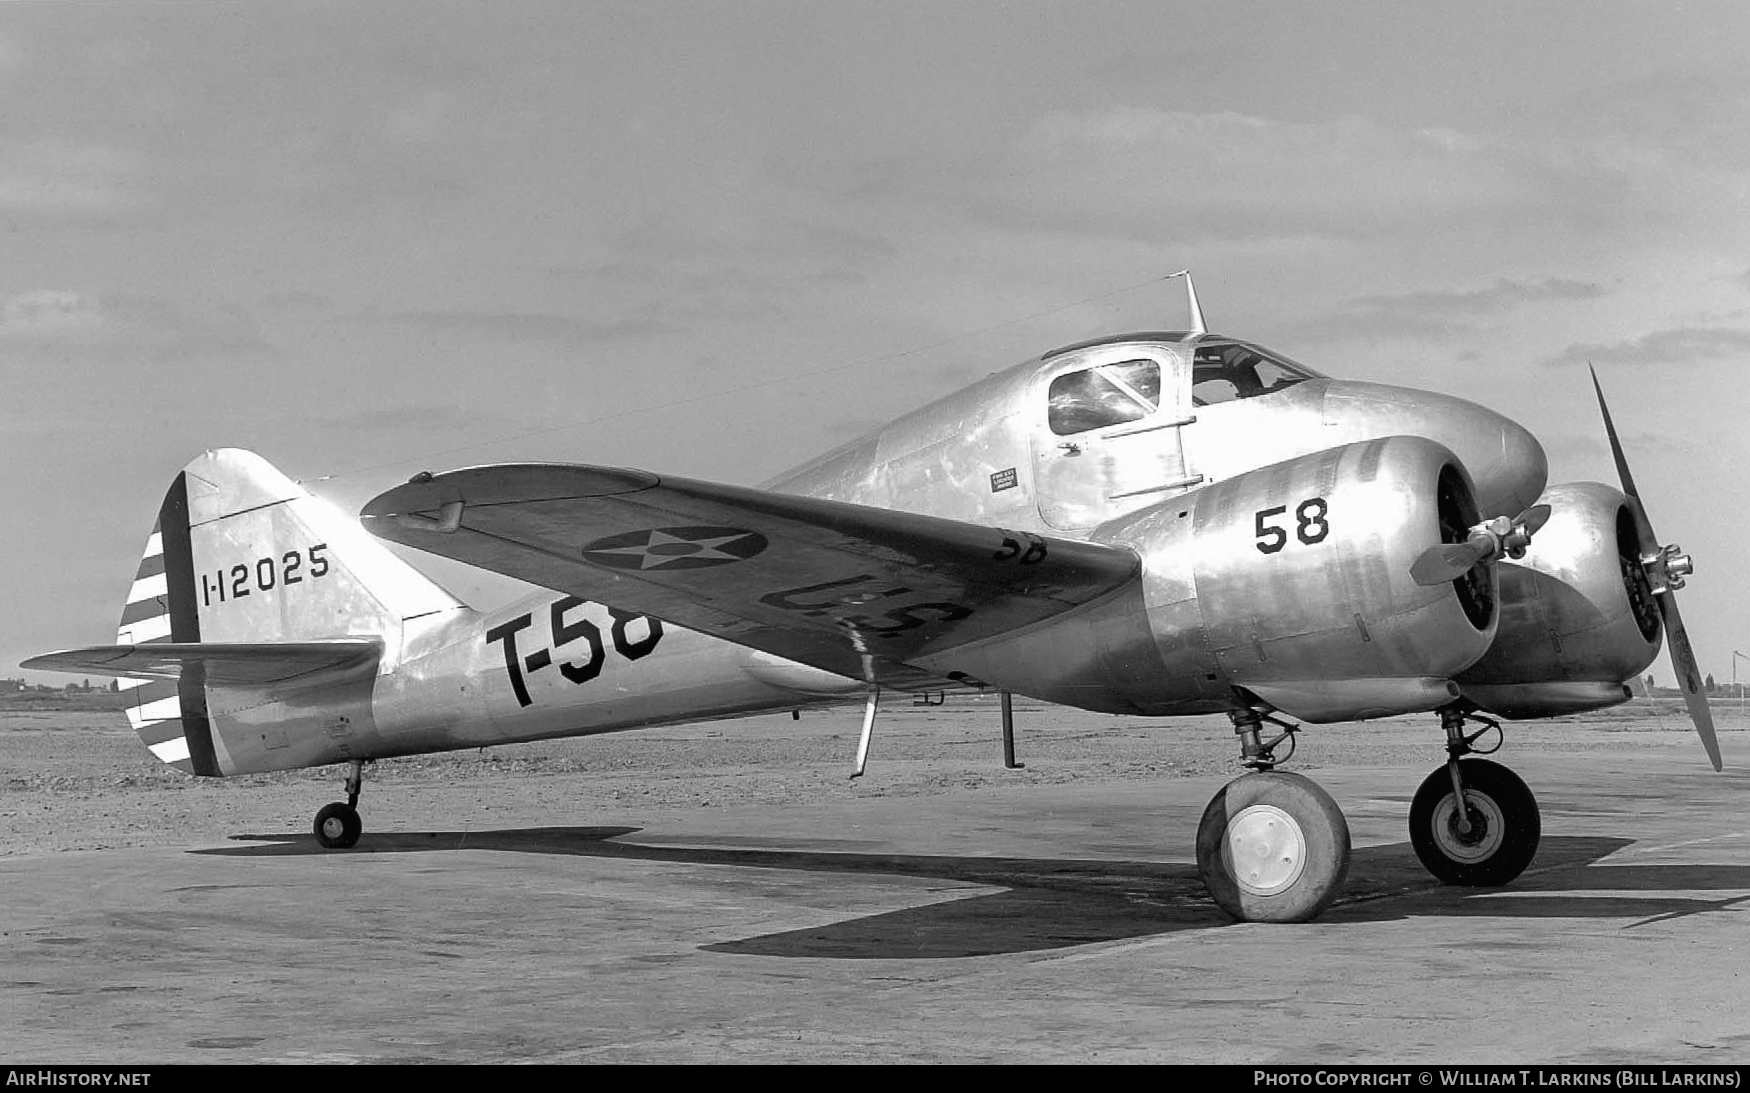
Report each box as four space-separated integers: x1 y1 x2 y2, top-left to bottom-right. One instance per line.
312 759 366 850
1196 771 1351 923
313 802 362 849
1409 758 1539 885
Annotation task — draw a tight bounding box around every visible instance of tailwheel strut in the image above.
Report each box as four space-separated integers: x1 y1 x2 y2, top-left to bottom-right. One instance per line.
313 759 367 850
1409 705 1539 886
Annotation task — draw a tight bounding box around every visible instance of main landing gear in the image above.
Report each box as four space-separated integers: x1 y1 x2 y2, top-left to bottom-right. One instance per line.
313 759 367 849
1195 702 1543 922
1408 706 1540 886
1196 707 1352 923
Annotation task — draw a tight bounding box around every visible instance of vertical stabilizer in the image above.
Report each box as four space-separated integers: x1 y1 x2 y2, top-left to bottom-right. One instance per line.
116 449 468 773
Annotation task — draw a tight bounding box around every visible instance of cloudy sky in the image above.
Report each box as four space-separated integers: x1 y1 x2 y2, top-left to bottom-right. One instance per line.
5 1 1748 694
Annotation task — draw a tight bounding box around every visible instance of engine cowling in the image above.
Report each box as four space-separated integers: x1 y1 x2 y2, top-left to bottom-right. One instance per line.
1455 481 1659 718
1094 435 1500 721
927 436 1507 721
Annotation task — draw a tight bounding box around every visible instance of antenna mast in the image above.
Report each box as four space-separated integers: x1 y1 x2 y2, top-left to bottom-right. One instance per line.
1169 270 1207 336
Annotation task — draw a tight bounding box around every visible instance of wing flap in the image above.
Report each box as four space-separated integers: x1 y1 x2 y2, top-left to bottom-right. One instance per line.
362 465 1139 685
23 640 382 685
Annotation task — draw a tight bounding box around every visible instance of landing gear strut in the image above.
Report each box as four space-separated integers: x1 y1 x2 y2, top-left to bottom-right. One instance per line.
1195 705 1352 923
1409 706 1540 885
313 759 366 849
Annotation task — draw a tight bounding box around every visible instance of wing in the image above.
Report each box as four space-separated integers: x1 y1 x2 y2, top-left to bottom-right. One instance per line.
361 464 1139 688
22 641 382 685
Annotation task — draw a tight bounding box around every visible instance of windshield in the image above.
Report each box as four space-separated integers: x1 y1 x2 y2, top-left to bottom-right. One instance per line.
1191 340 1323 407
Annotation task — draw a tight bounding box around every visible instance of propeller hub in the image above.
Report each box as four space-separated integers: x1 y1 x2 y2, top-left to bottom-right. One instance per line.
1470 510 1542 563
1642 544 1693 593
1667 548 1694 580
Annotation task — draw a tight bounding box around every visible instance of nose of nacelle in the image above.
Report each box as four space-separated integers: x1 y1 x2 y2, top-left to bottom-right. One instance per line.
1486 413 1549 516
1323 382 1548 519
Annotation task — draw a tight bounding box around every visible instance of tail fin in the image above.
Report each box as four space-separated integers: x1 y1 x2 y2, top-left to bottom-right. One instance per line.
111 449 467 772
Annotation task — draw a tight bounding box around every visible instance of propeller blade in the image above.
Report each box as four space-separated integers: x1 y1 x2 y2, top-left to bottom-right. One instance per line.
1516 503 1552 538
1591 365 1720 770
1411 542 1489 587
1411 504 1551 586
1590 365 1645 503
1657 590 1723 771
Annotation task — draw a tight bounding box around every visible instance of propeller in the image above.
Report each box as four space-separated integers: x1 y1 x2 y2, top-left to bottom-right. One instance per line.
1410 503 1551 587
1591 365 1721 771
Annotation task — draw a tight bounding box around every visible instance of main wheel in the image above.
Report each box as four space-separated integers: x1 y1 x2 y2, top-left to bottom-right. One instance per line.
313 802 362 849
1196 771 1351 923
1409 758 1539 885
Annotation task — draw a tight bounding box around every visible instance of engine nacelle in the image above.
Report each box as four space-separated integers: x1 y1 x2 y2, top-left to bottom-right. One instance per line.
1456 481 1660 718
1096 435 1499 721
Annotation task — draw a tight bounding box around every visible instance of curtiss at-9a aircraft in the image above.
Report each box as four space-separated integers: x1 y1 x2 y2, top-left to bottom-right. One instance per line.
26 276 1719 923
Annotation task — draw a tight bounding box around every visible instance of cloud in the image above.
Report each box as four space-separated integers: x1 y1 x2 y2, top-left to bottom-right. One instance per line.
552 212 891 292
345 211 890 353
261 290 335 311
1302 278 1606 339
1544 69 1750 174
0 139 148 216
0 290 273 358
1540 430 1700 481
924 109 1545 243
0 290 106 339
0 33 24 78
800 100 1733 273
356 308 673 347
1547 327 1750 367
320 403 489 434
520 211 898 344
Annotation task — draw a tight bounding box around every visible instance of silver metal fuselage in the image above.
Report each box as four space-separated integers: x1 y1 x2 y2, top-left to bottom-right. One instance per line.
267 331 1551 777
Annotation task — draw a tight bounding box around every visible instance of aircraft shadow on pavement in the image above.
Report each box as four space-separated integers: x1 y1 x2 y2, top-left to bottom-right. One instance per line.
199 829 1750 959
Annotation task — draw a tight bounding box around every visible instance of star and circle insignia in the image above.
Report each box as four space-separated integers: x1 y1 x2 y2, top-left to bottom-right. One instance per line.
579 526 770 571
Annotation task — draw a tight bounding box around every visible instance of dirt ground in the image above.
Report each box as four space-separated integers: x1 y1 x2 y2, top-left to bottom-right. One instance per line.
7 694 1749 1065
3 693 1741 854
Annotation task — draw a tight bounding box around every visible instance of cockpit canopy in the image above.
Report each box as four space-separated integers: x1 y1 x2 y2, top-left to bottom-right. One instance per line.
1044 335 1325 436
1190 339 1324 407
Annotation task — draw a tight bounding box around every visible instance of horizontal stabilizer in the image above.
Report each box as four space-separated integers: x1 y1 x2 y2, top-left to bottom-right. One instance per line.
23 640 381 686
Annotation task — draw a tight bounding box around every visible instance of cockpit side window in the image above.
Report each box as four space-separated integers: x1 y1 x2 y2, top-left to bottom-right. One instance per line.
1191 341 1320 407
1047 358 1161 436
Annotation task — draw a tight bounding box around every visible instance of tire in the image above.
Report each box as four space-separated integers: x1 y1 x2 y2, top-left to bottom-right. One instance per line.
313 802 362 849
1196 771 1351 923
1409 758 1539 885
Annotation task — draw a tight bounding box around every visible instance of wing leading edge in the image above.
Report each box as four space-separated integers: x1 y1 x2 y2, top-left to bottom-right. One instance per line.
361 464 1140 687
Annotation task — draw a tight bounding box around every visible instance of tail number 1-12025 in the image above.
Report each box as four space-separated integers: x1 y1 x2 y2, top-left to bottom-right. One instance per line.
202 544 330 606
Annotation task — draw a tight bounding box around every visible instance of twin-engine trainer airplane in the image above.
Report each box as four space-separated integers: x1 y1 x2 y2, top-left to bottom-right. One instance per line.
26 279 1720 923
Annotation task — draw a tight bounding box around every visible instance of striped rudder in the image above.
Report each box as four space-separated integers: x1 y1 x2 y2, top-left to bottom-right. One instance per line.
116 474 216 774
